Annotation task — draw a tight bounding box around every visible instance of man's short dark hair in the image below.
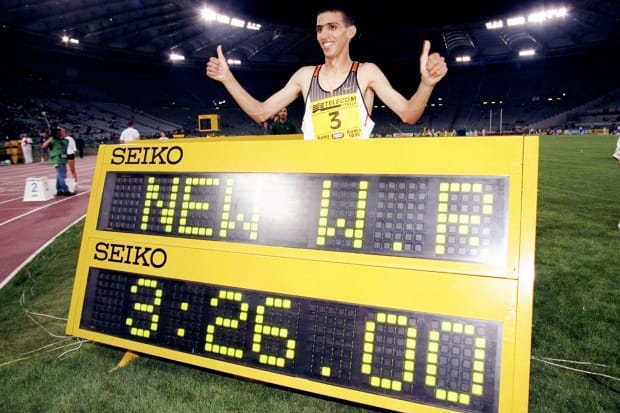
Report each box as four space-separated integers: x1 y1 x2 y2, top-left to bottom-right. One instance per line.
316 1 356 26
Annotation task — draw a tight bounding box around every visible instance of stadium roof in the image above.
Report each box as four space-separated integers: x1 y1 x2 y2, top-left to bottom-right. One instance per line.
0 0 618 69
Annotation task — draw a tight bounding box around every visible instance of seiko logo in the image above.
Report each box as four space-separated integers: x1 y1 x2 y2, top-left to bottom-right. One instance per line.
111 146 183 165
94 242 167 268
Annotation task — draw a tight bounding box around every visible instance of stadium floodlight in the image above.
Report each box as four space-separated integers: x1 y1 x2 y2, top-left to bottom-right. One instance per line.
486 7 568 30
456 56 471 63
200 6 261 31
231 18 245 28
519 49 536 57
169 52 185 61
528 7 567 23
61 35 79 45
507 16 526 27
216 14 230 24
201 8 217 21
486 20 503 30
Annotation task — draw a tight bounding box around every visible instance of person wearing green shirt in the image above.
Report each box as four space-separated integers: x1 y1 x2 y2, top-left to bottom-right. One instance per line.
41 126 75 196
269 107 299 135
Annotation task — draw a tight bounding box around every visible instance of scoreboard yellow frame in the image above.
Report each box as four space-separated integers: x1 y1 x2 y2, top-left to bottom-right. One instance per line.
66 136 538 412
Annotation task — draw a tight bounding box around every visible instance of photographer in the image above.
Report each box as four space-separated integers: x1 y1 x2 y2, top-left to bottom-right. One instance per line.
41 126 75 196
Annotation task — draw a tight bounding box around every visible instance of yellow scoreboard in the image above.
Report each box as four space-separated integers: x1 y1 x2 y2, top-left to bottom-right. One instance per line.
66 136 539 413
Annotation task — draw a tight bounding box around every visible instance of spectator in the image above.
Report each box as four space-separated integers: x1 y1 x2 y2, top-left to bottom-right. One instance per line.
41 126 75 196
64 129 78 188
262 113 279 134
20 133 33 164
613 134 620 164
40 131 50 163
119 121 140 143
76 135 85 158
269 107 298 135
159 131 169 140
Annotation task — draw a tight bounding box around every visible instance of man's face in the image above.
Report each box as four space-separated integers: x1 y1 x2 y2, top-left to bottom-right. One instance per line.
57 128 66 139
316 11 353 57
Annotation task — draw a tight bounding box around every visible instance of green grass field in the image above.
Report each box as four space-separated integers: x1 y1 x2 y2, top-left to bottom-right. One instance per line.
1 135 618 412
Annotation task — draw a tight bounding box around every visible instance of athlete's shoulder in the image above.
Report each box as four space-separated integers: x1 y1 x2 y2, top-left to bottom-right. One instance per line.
290 65 319 88
293 65 318 77
357 61 382 72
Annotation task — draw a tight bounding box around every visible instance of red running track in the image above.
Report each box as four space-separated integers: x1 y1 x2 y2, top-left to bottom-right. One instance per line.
0 155 97 288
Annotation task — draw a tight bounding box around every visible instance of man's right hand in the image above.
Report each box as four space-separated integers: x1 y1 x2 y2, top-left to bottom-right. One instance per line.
206 45 230 82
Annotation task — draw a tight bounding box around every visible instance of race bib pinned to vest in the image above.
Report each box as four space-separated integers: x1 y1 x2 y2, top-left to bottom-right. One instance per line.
310 93 363 139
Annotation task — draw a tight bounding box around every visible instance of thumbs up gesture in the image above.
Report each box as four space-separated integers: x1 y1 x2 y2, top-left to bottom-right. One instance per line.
205 45 231 82
419 40 448 87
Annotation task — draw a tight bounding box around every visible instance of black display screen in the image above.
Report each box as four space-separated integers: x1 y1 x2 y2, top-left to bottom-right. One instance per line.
81 268 501 412
97 173 508 263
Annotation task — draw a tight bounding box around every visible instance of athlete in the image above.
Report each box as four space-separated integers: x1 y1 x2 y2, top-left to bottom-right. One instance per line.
205 4 447 139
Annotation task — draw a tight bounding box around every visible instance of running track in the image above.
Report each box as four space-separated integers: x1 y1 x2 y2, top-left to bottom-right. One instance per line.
0 155 97 288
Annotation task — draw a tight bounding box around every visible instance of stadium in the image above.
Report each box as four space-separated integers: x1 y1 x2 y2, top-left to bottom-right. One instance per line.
1 0 618 144
0 1 618 412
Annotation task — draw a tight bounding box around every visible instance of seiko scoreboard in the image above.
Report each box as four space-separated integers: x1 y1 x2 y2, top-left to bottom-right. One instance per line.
66 135 539 413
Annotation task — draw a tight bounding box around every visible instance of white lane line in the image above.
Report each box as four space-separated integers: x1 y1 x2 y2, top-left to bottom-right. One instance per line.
0 191 90 227
0 215 86 289
0 196 24 205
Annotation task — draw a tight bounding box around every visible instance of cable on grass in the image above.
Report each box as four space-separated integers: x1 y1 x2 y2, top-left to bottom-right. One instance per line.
1 339 90 368
19 290 70 340
15 276 88 362
57 338 89 360
532 355 620 394
19 337 74 356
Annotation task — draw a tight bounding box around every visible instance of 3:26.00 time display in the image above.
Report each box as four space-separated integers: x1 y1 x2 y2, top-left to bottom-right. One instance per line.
82 268 501 413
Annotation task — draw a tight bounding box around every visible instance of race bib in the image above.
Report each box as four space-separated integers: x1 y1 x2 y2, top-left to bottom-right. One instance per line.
310 93 363 139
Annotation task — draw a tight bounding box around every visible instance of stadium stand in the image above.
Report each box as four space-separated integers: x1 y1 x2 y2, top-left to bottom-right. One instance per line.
0 20 617 145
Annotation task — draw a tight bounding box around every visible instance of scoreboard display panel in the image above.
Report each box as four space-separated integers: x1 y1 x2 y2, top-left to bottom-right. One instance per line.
66 136 539 413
